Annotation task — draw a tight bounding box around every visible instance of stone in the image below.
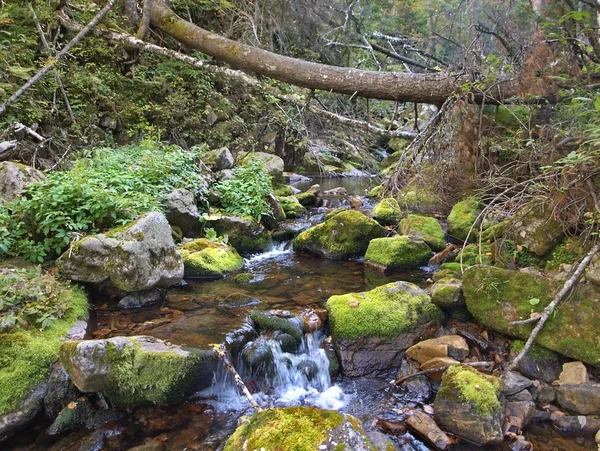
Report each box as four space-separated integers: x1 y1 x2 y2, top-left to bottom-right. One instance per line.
405 335 469 365
0 161 45 203
552 414 600 438
501 371 533 396
399 214 446 251
395 358 432 400
202 147 234 170
224 407 380 451
220 293 261 309
420 357 460 381
326 282 443 377
57 212 183 292
507 389 533 402
204 214 270 253
323 187 347 196
301 310 323 333
430 279 464 309
47 397 122 435
406 410 453 451
249 311 302 345
373 198 401 225
179 238 243 278
349 196 362 208
585 254 600 286
238 151 284 182
278 196 306 218
504 401 535 434
508 340 562 384
462 265 600 365
266 193 286 222
118 289 162 309
434 365 504 445
294 210 385 260
556 383 600 415
60 336 217 407
161 189 200 236
558 361 589 385
295 191 319 207
447 197 481 242
241 339 274 375
364 235 432 271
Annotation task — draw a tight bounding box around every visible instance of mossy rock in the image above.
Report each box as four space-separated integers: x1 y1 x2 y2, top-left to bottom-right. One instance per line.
440 262 463 273
373 198 401 225
462 266 600 365
0 161 46 203
434 365 503 445
399 214 445 251
278 196 307 219
397 186 440 213
481 220 510 243
249 311 302 344
430 278 464 309
204 214 270 254
322 207 350 222
432 268 461 282
368 185 384 198
364 236 432 271
456 243 492 266
273 184 294 197
233 272 253 283
60 336 217 407
224 406 378 451
447 197 481 242
179 238 243 278
295 191 318 207
293 210 385 259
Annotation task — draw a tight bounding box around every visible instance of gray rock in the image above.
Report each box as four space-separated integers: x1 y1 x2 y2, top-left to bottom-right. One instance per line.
204 214 270 253
556 383 600 415
552 414 600 438
238 151 284 182
585 254 600 286
396 359 432 401
508 344 562 384
0 161 45 203
323 187 348 196
406 410 453 451
57 212 183 292
66 320 88 341
501 371 533 396
505 401 535 433
202 147 234 170
162 188 200 235
118 289 162 309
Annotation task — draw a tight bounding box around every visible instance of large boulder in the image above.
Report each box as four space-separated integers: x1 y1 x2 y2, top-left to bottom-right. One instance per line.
434 365 504 445
0 161 45 203
201 147 234 170
399 214 445 251
161 188 200 235
294 210 385 259
447 197 481 242
373 198 401 225
224 406 386 451
60 336 217 407
326 282 443 376
57 212 183 292
203 214 270 254
557 383 600 415
364 235 432 271
238 151 284 182
462 266 600 365
179 238 243 278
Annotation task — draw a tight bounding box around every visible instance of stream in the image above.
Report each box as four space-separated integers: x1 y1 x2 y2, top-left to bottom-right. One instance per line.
7 178 593 451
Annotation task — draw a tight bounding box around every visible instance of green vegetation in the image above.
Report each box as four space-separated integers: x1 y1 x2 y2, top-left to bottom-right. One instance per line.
0 269 88 415
179 238 243 278
278 196 306 218
399 214 445 250
364 236 432 269
0 143 208 262
373 198 401 225
447 197 481 242
438 365 501 414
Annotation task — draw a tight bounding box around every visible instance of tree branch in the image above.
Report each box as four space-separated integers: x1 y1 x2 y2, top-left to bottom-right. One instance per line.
391 361 494 386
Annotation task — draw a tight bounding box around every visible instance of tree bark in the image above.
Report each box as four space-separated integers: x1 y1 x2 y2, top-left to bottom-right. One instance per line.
148 0 483 104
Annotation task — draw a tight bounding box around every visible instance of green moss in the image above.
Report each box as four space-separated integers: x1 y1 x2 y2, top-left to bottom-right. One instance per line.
0 286 88 415
368 185 384 198
433 268 461 281
430 280 463 308
224 407 344 451
545 237 587 271
273 185 294 197
397 187 439 211
365 236 432 269
326 282 443 340
295 192 317 207
447 197 481 242
323 207 350 222
180 239 243 277
373 198 401 225
438 365 501 415
233 272 253 283
511 339 558 361
481 220 510 243
399 214 445 251
250 311 302 343
440 262 463 273
457 243 492 266
278 196 306 218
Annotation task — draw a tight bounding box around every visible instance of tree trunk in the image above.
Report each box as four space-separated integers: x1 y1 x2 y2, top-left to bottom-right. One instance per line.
149 0 487 104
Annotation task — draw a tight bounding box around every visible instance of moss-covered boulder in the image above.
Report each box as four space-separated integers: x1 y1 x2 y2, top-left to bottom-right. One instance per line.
179 238 243 278
278 196 306 218
238 151 284 183
0 161 45 203
364 236 432 271
57 212 183 292
367 185 383 198
224 406 381 451
273 184 294 197
293 210 385 259
201 146 234 170
462 266 600 365
249 311 303 345
295 191 319 207
434 365 504 445
326 282 443 376
507 197 564 256
373 198 401 225
399 214 445 251
456 243 492 266
204 214 270 254
60 336 217 407
430 278 464 309
447 197 481 242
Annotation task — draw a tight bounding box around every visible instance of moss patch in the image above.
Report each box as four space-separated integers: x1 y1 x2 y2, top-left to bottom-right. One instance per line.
273 184 294 197
438 365 501 415
399 214 445 251
447 197 481 242
457 243 492 266
250 311 302 343
365 236 432 270
224 407 344 451
180 238 243 277
278 196 306 219
373 198 401 225
326 281 443 340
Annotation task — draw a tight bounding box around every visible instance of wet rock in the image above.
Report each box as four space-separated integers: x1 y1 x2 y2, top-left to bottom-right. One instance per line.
0 383 46 442
0 161 45 203
202 147 234 170
364 236 432 271
510 435 533 451
266 193 286 222
323 187 347 196
241 339 274 375
447 197 481 242
274 332 298 353
127 437 166 451
249 311 302 345
118 289 162 309
433 365 504 445
373 198 401 225
504 401 535 434
399 214 446 251
48 397 122 435
405 335 469 365
430 278 464 310
420 357 461 382
57 212 183 292
406 410 453 451
533 381 556 405
232 272 253 283
462 265 600 365
395 358 432 400
350 196 362 208
326 282 443 377
501 371 533 396
43 363 81 418
204 214 270 253
557 383 600 415
294 210 385 260
179 238 243 278
376 417 407 435
551 413 600 437
295 191 318 207
238 151 284 182
508 340 562 384
558 361 589 385
161 188 200 236
278 196 306 218
301 310 323 333
60 336 217 407
220 293 261 309
224 324 258 358
224 406 380 451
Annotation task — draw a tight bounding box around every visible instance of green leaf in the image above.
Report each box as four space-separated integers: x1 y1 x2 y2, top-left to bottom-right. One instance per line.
529 298 540 306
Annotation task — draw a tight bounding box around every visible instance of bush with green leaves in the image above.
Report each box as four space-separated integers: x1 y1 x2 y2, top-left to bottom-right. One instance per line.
215 160 273 220
0 142 209 262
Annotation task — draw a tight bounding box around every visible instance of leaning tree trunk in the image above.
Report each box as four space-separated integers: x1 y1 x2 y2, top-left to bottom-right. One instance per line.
149 0 496 104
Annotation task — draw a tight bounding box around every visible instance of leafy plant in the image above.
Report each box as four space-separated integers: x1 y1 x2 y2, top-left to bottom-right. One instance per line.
204 227 229 244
